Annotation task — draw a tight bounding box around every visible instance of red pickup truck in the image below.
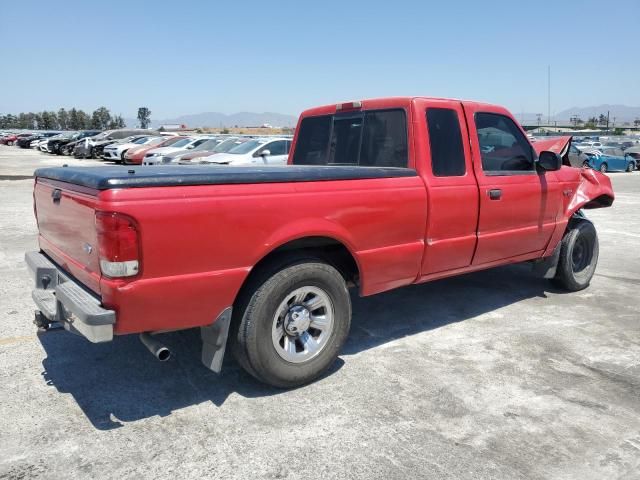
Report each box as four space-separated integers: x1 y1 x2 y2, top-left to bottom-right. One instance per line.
26 97 614 387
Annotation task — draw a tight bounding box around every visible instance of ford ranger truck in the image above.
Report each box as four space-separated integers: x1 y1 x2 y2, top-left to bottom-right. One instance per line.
26 97 614 388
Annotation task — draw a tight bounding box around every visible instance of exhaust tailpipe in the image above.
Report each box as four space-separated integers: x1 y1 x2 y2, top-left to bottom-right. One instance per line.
140 333 171 361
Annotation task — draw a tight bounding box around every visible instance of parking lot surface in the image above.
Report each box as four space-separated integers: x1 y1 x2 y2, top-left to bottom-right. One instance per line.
1 146 639 479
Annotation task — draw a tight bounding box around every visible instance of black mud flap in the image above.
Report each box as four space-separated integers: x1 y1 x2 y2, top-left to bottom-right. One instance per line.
201 307 232 373
532 242 561 279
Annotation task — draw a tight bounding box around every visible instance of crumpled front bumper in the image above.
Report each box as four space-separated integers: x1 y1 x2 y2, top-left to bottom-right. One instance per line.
25 251 115 343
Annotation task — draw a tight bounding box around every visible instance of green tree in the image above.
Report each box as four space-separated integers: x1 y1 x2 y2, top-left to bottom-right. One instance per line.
108 115 126 129
91 107 112 130
137 107 151 129
4 114 14 128
598 114 607 126
68 108 81 129
40 111 58 129
77 110 92 129
57 108 70 130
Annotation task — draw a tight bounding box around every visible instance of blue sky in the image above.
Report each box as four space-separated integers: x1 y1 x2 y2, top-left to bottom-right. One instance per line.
1 0 639 119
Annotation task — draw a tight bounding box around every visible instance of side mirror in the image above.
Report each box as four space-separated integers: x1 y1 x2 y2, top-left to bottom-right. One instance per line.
259 149 271 157
537 151 562 171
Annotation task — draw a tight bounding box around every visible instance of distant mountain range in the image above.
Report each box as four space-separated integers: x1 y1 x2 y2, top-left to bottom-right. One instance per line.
123 104 640 129
515 104 640 125
137 111 298 128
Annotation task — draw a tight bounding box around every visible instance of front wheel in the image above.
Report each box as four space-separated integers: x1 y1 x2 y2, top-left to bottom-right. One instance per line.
627 161 635 172
552 219 599 292
599 163 608 173
231 258 351 388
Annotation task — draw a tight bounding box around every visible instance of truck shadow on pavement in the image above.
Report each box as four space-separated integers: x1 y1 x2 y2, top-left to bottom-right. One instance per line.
38 263 560 430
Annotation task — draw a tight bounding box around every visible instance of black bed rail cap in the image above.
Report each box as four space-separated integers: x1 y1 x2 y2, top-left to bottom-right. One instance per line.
33 165 417 190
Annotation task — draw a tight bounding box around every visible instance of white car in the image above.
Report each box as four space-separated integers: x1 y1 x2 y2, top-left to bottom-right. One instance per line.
198 137 291 165
575 141 602 151
142 137 213 165
102 136 158 162
38 138 53 152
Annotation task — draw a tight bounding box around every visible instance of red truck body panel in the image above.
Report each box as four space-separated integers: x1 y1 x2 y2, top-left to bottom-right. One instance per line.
33 96 615 336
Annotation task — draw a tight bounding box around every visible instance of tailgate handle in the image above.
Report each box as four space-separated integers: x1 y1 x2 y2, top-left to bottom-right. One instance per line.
51 189 62 203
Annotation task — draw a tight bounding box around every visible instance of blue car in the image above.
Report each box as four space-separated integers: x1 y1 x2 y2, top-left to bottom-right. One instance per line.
584 147 636 173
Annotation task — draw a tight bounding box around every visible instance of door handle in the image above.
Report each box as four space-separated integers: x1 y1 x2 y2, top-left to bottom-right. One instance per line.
488 189 502 200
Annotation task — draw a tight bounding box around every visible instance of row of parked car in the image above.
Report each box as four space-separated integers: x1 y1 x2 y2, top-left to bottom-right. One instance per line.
0 128 294 166
567 137 640 173
3 128 639 172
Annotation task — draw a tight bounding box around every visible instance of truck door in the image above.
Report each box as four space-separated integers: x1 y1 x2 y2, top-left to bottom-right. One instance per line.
464 106 560 265
413 99 480 276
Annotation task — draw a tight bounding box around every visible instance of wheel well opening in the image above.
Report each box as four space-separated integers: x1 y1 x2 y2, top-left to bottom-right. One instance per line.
583 194 614 209
234 237 360 308
258 237 359 287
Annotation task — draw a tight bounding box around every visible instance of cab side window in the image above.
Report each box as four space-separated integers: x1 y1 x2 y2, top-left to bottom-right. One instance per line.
426 108 466 176
475 113 534 174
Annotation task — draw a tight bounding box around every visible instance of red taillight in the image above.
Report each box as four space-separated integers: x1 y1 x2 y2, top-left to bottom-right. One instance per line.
95 212 140 278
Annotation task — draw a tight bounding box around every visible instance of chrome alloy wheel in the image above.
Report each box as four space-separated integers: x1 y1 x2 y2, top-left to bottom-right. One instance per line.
271 286 334 363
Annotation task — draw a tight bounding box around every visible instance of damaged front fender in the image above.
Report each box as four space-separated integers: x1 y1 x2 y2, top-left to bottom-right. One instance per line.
566 167 614 216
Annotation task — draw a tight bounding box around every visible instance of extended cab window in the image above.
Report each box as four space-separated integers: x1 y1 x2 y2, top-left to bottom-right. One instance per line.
293 109 408 168
426 108 466 176
475 113 534 173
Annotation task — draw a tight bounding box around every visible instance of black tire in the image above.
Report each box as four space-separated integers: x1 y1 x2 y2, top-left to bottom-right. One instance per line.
120 151 128 163
582 160 590 169
626 161 635 173
599 163 607 173
7 141 13 146
231 257 351 388
552 219 599 292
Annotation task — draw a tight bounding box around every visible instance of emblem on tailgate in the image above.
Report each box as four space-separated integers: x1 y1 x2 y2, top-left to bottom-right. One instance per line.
83 243 93 254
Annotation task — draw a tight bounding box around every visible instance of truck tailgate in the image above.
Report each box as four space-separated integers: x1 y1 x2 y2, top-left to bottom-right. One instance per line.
34 179 102 294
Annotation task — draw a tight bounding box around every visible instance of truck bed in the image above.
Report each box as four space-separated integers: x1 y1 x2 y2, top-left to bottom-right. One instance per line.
34 165 417 189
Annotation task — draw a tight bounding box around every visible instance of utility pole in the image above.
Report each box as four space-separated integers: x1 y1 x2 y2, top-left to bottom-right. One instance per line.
547 65 551 126
606 111 610 131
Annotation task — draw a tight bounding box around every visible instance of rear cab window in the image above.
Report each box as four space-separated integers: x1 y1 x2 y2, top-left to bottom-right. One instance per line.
293 109 408 168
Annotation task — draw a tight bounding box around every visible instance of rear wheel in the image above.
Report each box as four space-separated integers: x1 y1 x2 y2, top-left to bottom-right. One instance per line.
552 219 599 292
231 257 351 388
627 161 635 172
599 163 608 173
582 160 590 169
7 141 13 146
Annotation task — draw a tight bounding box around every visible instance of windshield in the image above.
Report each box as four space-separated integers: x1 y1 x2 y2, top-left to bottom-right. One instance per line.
227 139 265 154
159 136 183 147
213 138 246 153
193 138 221 151
133 136 152 144
146 137 169 146
168 138 193 148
